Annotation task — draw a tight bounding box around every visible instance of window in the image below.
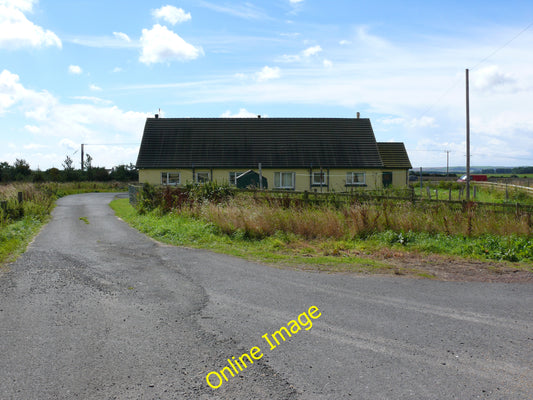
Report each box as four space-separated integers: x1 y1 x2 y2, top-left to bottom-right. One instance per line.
161 172 180 185
229 172 244 185
312 171 326 186
274 172 295 189
346 172 365 186
196 172 209 183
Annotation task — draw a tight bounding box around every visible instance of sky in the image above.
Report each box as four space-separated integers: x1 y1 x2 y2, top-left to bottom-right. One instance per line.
1 0 532 170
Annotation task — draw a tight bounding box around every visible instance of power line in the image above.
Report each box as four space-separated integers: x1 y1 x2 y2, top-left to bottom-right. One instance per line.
470 21 533 71
416 20 533 120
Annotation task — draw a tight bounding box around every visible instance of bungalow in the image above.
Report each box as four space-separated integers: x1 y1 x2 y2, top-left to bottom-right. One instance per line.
135 116 412 191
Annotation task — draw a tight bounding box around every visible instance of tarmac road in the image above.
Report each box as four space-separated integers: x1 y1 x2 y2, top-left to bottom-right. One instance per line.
0 193 532 399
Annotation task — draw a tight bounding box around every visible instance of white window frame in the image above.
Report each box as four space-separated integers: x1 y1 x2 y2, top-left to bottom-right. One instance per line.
274 172 295 189
195 171 210 183
161 172 180 185
346 172 366 186
312 171 327 186
229 172 244 185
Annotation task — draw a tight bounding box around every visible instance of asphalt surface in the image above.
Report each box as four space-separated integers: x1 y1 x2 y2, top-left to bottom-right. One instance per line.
0 193 532 399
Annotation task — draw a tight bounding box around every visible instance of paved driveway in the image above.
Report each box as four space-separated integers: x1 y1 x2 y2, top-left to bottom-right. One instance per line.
1 193 531 399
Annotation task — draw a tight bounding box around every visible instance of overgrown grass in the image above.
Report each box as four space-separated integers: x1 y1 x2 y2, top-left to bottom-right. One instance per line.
120 184 533 267
110 198 394 273
198 197 532 239
111 196 533 279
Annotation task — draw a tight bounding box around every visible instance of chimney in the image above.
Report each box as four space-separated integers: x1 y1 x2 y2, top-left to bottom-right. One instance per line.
257 115 261 119
155 114 159 119
356 112 360 119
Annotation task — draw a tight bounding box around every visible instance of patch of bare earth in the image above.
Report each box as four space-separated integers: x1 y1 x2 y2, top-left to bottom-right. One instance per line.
371 249 533 283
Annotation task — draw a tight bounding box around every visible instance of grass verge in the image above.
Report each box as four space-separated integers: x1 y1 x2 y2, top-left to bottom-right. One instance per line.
111 198 533 280
0 215 49 268
110 198 396 275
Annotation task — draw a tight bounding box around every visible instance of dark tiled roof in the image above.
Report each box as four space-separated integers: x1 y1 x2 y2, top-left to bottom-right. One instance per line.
377 142 412 169
136 117 387 169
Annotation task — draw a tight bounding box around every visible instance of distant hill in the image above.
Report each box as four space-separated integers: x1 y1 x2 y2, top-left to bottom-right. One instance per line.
410 166 533 175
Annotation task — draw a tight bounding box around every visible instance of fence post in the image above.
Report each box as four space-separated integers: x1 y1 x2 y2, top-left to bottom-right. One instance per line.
426 186 431 200
18 192 23 204
448 187 452 201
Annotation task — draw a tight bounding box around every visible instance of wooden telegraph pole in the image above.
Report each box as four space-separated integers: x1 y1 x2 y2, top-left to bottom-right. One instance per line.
465 69 471 202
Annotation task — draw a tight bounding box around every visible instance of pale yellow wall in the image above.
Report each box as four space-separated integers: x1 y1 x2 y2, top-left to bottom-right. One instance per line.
139 168 409 190
392 170 408 187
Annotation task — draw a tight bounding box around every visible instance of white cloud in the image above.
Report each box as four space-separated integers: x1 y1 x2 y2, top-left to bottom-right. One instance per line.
0 2 61 49
290 0 304 3
323 59 333 68
139 24 203 65
152 5 191 25
71 96 112 105
112 67 123 73
89 84 102 92
278 45 323 63
0 71 151 168
339 40 351 45
0 69 26 113
0 0 36 12
113 31 131 42
68 65 82 75
472 65 515 91
23 142 46 150
198 1 268 20
382 116 437 128
24 125 40 133
302 45 322 57
59 138 76 149
255 66 281 82
221 108 260 118
65 34 137 48
278 54 301 63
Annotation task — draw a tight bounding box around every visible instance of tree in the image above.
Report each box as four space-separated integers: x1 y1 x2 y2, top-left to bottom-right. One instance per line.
62 155 74 171
45 167 61 181
0 161 13 182
110 164 138 181
84 153 93 171
84 153 94 180
62 155 77 181
14 159 31 181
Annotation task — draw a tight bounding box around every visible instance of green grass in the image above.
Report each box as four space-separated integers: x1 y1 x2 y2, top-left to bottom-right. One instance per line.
110 198 394 273
0 216 49 267
413 182 533 204
369 230 533 263
111 197 533 275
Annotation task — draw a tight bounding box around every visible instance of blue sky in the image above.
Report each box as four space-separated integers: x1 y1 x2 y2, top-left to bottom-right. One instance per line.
1 0 532 170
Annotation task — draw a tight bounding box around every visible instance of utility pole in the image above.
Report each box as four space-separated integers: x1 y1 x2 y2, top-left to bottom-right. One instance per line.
445 150 450 177
81 143 84 171
465 69 471 202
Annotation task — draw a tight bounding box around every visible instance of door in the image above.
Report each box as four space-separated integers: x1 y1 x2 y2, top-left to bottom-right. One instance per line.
382 172 393 188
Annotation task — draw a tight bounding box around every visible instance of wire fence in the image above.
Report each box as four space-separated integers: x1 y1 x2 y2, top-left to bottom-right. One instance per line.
129 184 533 214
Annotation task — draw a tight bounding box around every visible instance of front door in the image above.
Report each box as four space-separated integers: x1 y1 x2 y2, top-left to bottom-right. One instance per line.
382 172 393 188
